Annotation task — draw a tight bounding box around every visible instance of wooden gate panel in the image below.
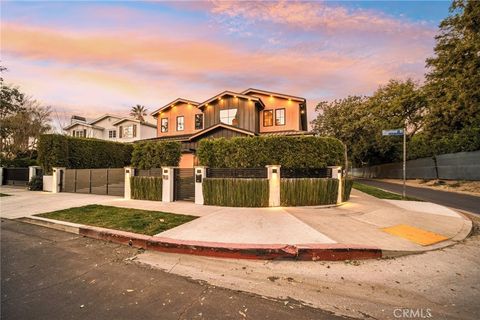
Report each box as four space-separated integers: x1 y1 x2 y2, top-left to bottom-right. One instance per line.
174 168 195 201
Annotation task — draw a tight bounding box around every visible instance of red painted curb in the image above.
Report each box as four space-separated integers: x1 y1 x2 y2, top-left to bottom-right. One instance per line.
78 226 382 261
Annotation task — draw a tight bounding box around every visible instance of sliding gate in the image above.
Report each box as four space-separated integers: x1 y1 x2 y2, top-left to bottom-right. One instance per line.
63 168 124 196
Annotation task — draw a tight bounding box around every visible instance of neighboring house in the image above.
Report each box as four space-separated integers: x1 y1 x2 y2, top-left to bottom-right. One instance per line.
149 88 310 167
63 114 157 142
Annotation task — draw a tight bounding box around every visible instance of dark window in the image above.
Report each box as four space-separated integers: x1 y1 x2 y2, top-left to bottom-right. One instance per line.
161 118 168 132
263 110 273 127
275 108 285 126
109 130 116 138
176 116 184 131
195 114 203 130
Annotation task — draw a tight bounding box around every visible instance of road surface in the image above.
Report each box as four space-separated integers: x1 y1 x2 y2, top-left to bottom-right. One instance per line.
356 179 480 215
0 219 344 320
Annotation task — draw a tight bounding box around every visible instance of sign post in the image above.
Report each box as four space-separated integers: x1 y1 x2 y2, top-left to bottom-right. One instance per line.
382 128 406 199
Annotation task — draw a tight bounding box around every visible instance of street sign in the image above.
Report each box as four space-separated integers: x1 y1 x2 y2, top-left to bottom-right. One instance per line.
382 129 404 136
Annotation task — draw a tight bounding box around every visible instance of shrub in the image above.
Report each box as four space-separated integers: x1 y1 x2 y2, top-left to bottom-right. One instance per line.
197 136 344 168
130 176 162 201
28 175 43 191
131 141 181 169
203 178 269 207
280 178 338 206
342 178 354 202
37 134 133 173
0 157 38 167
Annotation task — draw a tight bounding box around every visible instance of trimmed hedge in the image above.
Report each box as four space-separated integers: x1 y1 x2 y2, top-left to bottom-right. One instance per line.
197 136 344 168
38 134 132 173
131 141 181 170
342 178 354 202
203 178 269 207
130 176 162 201
280 178 338 206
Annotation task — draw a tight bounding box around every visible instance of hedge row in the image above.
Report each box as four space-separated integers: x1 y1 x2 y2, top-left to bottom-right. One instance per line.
280 178 338 206
38 134 132 173
197 136 344 168
131 141 181 169
130 176 162 201
202 178 269 207
342 178 354 202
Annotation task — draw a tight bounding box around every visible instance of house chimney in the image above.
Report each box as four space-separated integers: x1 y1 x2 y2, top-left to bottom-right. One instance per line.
71 115 87 124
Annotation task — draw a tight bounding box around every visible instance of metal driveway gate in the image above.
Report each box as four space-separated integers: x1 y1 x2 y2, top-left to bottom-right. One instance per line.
174 168 195 201
63 168 124 196
3 167 29 185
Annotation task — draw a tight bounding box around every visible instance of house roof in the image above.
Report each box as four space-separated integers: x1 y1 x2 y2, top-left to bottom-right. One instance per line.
137 134 193 143
197 91 265 110
259 130 313 137
112 118 157 128
241 88 305 102
151 98 200 117
189 123 256 140
63 121 105 131
89 114 122 125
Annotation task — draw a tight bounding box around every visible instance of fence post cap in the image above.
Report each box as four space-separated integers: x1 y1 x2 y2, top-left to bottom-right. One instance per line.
194 166 208 169
265 165 281 168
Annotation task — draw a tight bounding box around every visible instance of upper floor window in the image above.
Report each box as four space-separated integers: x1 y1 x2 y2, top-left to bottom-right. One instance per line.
275 108 285 126
73 129 86 138
220 108 237 126
195 114 204 130
263 110 273 127
176 116 184 131
108 130 116 138
120 125 137 138
161 118 168 132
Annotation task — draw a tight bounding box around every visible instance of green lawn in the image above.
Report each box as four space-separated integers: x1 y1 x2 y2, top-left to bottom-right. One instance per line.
0 193 11 197
353 182 421 201
38 205 198 236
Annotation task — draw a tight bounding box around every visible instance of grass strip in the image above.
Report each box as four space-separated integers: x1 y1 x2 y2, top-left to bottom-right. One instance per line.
353 182 421 201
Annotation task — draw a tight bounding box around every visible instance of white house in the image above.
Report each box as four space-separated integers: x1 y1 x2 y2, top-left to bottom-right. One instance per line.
63 114 157 142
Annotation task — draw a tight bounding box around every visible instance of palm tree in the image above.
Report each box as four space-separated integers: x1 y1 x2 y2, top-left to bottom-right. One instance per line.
130 105 148 122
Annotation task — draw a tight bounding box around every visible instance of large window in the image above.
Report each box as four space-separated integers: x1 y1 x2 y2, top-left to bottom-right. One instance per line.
195 114 204 130
73 129 86 137
176 116 184 131
275 108 285 126
161 118 168 132
108 130 116 138
220 108 237 126
263 110 273 127
122 125 136 138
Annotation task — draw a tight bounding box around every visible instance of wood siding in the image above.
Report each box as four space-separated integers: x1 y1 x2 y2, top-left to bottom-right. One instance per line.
203 96 259 133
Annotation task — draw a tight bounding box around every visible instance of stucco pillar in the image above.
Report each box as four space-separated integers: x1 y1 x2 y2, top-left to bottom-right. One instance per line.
124 167 134 199
28 166 42 182
52 167 66 193
266 165 281 207
162 167 175 203
194 166 207 205
329 166 343 204
0 167 4 186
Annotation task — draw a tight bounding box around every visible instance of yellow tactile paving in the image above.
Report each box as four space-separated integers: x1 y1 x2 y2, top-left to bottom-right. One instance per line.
381 224 448 246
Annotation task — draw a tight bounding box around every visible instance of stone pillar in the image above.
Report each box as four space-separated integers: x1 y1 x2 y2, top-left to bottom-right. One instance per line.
28 166 42 181
162 167 175 203
329 166 343 204
52 167 66 193
194 166 207 205
0 167 3 186
124 167 134 200
266 165 281 207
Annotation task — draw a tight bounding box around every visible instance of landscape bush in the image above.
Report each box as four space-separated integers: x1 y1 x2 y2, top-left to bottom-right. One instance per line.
27 175 43 191
280 178 338 206
202 178 269 207
131 141 181 169
38 134 133 173
197 136 344 168
130 176 162 201
342 178 354 202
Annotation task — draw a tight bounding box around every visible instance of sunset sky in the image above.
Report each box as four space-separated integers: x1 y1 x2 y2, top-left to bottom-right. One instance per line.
1 1 451 127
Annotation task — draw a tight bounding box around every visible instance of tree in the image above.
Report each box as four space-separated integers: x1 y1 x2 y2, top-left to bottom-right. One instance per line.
130 105 148 122
424 0 480 135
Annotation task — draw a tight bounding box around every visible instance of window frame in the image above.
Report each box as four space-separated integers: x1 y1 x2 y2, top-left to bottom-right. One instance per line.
161 118 168 133
108 130 116 139
123 125 134 138
176 116 185 131
195 114 204 130
263 109 274 127
219 108 238 126
275 108 286 126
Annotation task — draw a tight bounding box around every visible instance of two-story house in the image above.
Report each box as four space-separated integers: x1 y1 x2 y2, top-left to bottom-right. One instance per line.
63 114 157 142
149 88 310 167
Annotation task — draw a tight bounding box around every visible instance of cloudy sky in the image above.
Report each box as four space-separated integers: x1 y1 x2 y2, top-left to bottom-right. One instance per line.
1 1 450 126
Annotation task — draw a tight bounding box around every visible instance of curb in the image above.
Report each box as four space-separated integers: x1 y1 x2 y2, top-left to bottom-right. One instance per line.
17 217 382 261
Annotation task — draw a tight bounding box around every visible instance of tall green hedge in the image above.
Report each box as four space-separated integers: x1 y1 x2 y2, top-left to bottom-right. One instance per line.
342 178 354 202
197 136 344 168
203 178 269 207
38 134 132 173
131 141 181 169
130 176 162 201
280 178 338 206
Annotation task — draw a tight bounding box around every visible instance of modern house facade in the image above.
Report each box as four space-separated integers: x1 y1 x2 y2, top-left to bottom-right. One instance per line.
63 114 157 142
149 88 310 167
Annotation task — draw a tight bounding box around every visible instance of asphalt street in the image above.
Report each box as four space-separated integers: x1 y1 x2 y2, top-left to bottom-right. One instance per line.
0 219 346 320
356 179 480 215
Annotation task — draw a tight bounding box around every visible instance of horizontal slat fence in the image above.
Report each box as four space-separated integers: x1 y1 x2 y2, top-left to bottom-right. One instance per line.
206 168 267 179
280 168 332 178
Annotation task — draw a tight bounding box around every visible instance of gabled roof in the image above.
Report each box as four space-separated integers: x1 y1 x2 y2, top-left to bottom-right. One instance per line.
197 91 265 110
112 118 157 128
189 123 256 140
241 88 305 102
63 121 105 131
151 98 200 117
89 114 122 125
